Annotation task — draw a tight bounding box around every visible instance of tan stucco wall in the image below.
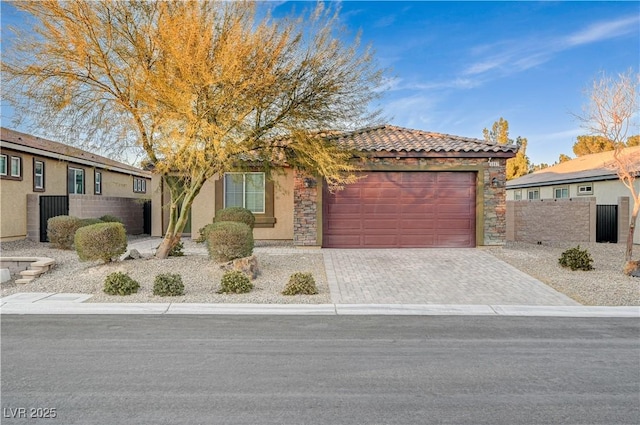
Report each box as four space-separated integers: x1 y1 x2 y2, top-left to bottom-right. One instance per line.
152 170 295 240
1 147 150 241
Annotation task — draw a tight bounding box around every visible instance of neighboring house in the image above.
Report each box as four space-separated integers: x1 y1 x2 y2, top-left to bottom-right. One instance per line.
151 125 517 248
506 147 640 244
1 127 152 242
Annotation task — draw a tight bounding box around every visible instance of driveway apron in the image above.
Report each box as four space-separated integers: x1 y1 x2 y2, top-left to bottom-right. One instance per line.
323 248 579 306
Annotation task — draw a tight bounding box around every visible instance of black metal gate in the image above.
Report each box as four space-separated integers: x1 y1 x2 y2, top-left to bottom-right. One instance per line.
39 196 69 242
143 200 152 235
596 205 618 243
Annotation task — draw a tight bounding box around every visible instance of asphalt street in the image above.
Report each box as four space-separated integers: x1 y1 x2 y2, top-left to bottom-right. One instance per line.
1 315 639 425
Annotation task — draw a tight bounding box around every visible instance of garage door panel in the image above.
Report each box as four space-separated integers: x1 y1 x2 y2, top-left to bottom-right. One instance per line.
324 171 476 248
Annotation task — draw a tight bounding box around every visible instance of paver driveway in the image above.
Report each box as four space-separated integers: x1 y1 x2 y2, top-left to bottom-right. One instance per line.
323 248 579 306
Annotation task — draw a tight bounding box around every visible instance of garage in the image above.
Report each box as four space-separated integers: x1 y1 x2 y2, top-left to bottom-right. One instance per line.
323 171 476 248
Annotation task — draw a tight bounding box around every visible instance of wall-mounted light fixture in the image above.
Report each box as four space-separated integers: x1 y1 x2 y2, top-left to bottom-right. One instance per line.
491 177 503 188
303 177 317 188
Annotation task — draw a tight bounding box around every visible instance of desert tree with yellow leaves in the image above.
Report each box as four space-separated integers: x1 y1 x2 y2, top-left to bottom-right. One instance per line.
2 1 384 258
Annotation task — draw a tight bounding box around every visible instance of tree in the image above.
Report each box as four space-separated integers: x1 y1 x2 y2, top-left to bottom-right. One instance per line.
558 153 572 163
2 1 384 258
575 69 639 264
572 135 615 156
483 118 530 180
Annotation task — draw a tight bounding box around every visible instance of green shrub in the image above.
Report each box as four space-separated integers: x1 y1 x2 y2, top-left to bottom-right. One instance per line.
206 221 254 262
558 245 594 271
103 272 140 295
195 223 215 243
218 270 253 294
282 272 318 295
47 215 83 249
75 222 128 263
99 214 123 224
153 273 185 296
79 218 104 227
169 241 185 257
215 207 255 229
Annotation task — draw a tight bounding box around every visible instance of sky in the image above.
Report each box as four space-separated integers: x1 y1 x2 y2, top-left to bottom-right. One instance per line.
1 1 639 166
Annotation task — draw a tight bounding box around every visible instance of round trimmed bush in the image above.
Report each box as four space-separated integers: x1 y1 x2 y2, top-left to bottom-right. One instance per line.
218 270 253 294
282 272 318 295
47 215 83 249
215 207 255 229
103 272 140 296
79 218 104 227
153 273 185 296
558 245 594 271
99 214 123 224
206 221 254 262
75 222 127 263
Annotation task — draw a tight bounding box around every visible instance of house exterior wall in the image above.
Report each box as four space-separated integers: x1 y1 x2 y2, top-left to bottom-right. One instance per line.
1 146 150 241
507 179 640 244
152 169 295 241
292 156 508 247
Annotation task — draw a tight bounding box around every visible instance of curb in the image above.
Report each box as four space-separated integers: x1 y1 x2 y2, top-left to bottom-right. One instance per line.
1 299 638 317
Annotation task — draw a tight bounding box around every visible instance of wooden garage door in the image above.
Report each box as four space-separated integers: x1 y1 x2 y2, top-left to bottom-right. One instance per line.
323 172 476 248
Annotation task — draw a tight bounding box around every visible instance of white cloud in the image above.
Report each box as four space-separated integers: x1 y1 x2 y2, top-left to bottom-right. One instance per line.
564 16 640 47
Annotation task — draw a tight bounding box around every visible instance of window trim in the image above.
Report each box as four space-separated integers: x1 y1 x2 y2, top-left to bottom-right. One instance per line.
133 177 147 193
33 159 45 192
553 186 569 199
577 184 593 195
95 170 102 195
67 166 85 194
527 189 540 200
1 153 23 181
223 172 266 214
215 173 276 228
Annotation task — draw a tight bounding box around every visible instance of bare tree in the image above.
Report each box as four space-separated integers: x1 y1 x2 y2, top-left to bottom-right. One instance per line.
2 1 384 258
575 69 639 264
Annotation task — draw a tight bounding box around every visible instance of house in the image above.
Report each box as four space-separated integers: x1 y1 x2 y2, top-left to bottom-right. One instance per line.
0 127 152 242
151 125 517 248
505 147 640 244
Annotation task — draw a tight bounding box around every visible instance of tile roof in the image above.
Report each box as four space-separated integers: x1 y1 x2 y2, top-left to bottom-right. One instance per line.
507 146 640 188
1 127 150 176
327 125 518 154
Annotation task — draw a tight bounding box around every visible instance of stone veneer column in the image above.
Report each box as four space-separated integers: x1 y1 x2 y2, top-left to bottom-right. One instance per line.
483 161 507 245
293 171 318 246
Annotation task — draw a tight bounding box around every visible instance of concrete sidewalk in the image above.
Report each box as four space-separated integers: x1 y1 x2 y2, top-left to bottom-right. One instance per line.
0 292 638 317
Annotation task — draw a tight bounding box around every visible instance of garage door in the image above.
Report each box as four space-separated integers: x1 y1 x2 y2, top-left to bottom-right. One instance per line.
323 172 476 248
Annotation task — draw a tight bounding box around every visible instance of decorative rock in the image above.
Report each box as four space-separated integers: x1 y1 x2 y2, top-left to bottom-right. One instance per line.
220 255 259 280
123 249 142 260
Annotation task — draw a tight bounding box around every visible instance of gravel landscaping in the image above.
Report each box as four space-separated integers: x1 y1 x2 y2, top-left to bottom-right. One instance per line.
0 238 330 304
2 237 639 306
485 242 640 306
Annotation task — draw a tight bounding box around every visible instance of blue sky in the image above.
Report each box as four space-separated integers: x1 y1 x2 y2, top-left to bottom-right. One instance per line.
2 1 639 166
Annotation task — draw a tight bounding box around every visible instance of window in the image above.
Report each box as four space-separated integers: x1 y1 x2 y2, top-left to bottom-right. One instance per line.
34 160 45 191
224 172 265 213
578 184 593 195
68 167 85 194
0 154 6 176
527 189 540 200
95 171 102 195
133 177 146 193
513 190 522 201
10 156 21 177
1 154 23 180
554 187 569 199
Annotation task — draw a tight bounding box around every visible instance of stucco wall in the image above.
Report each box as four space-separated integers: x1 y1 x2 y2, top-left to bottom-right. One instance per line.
153 169 295 241
507 179 640 203
0 147 150 241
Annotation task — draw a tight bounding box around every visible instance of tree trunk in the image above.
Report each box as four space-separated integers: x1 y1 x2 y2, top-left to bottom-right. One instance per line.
154 174 208 259
625 201 639 262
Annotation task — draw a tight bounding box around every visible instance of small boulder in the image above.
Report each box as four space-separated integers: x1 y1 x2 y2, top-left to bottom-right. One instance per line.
220 255 259 280
123 249 142 260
